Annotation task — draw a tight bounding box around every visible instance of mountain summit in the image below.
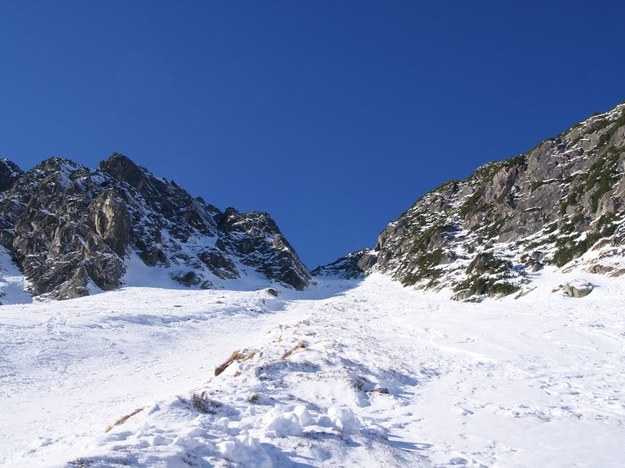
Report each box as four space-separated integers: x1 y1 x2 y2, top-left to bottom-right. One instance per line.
316 101 625 300
0 154 310 300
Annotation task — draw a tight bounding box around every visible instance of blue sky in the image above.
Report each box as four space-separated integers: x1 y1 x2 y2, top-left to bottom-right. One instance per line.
1 2 624 267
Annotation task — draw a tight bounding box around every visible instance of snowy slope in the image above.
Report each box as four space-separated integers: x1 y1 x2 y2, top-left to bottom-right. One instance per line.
1 269 625 467
0 246 31 305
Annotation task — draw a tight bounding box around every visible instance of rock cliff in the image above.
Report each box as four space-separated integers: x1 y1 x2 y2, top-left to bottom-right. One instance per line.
0 154 310 300
315 101 625 300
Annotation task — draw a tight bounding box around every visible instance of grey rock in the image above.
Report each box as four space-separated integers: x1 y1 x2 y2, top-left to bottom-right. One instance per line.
197 248 239 280
216 209 311 290
172 271 202 287
0 154 311 300
562 280 594 298
312 249 376 279
0 159 23 192
316 101 625 299
91 189 131 257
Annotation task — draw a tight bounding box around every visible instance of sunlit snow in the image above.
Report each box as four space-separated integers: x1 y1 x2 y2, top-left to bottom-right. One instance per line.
1 269 624 466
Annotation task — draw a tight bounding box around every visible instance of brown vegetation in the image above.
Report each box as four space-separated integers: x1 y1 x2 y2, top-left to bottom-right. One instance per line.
214 349 254 376
104 407 144 433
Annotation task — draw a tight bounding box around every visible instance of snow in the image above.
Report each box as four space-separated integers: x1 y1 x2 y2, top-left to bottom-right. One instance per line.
0 246 32 305
121 250 280 292
1 269 625 466
566 278 593 289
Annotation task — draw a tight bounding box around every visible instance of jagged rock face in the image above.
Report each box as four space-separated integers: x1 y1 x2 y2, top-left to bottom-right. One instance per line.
312 249 378 279
319 102 625 300
0 154 310 299
0 159 22 192
216 208 311 290
0 159 128 298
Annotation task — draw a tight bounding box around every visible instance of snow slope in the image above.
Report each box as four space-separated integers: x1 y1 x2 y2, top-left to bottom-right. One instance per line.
0 246 32 305
1 269 625 467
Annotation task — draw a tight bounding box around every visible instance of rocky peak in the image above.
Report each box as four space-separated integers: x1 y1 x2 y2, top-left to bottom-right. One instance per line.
215 208 311 290
0 154 310 300
0 159 23 192
316 101 625 301
98 153 149 192
312 249 378 279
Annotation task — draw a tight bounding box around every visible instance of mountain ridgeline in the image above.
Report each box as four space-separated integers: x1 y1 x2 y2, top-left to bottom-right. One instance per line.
2 102 624 303
315 102 625 300
0 154 311 300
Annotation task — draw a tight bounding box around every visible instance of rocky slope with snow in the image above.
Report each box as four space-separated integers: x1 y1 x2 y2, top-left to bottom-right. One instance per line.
0 154 310 301
316 101 625 300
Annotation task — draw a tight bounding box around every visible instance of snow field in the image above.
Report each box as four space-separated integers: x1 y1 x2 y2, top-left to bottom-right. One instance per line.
1 269 625 466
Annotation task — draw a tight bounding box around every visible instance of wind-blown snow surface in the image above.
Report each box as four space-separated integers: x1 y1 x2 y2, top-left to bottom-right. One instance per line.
1 271 625 467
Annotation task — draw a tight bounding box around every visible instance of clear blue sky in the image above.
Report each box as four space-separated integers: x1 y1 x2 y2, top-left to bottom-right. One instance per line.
1 2 624 268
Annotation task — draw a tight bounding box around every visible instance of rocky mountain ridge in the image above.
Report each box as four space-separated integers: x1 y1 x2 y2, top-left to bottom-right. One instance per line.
0 154 310 300
315 101 625 300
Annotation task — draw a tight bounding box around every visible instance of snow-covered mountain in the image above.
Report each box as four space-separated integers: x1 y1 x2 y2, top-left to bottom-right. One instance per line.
0 154 310 301
2 103 625 467
315 102 625 301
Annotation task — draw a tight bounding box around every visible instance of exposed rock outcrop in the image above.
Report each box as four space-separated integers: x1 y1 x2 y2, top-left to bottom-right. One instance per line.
0 159 22 192
316 101 625 300
216 208 310 290
562 280 594 298
311 249 377 279
0 154 310 299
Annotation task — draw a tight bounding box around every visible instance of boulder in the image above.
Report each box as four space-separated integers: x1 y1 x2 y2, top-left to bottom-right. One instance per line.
562 279 594 298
